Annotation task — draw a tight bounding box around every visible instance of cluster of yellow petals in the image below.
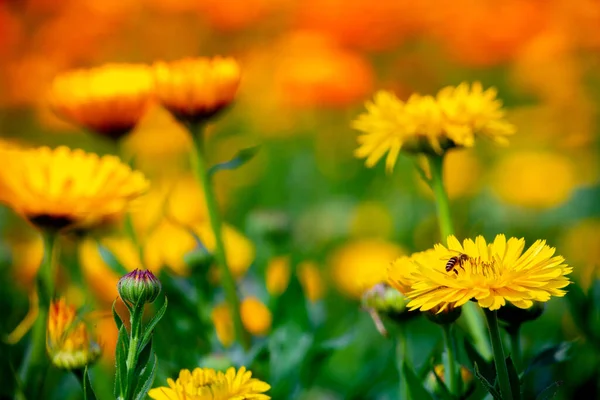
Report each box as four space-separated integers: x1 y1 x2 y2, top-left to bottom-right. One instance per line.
46 298 101 370
0 146 149 230
49 64 154 139
148 366 270 400
212 297 272 347
153 57 241 123
388 234 571 312
352 82 516 172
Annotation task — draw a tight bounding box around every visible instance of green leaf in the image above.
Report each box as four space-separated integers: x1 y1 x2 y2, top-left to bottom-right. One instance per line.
112 300 124 332
134 337 153 377
505 356 522 400
522 342 573 377
139 297 168 352
473 362 501 400
83 367 98 400
114 325 130 399
402 360 435 400
535 381 562 400
207 145 260 178
464 338 495 382
97 242 129 276
133 353 158 400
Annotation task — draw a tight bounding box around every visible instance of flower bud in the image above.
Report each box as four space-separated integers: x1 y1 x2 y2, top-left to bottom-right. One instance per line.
362 283 419 332
425 364 474 398
498 301 545 333
117 269 161 305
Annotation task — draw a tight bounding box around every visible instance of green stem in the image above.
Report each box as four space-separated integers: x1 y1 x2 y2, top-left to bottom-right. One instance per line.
508 327 522 372
442 324 459 396
188 123 250 350
396 327 409 400
425 153 492 359
484 309 513 400
21 231 58 400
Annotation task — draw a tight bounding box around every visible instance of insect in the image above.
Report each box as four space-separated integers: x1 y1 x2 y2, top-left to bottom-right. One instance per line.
443 252 469 275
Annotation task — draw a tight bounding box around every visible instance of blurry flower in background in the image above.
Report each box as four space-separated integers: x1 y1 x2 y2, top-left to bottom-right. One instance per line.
8 232 44 288
349 201 394 239
490 150 576 209
559 218 600 291
0 146 149 231
329 238 405 299
266 256 291 296
79 236 143 304
153 56 241 124
196 0 280 31
46 298 101 370
352 82 515 172
390 235 572 312
48 64 153 140
297 260 325 302
212 297 272 347
148 366 270 400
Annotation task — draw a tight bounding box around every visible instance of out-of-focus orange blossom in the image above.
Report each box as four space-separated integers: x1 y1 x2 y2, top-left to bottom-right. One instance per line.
196 0 281 32
328 239 406 299
297 260 325 302
559 219 600 291
490 150 577 209
212 297 272 347
266 256 291 296
274 31 374 108
8 232 44 288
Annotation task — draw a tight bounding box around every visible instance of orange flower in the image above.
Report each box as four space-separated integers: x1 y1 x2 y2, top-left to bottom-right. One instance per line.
153 57 241 123
49 64 153 139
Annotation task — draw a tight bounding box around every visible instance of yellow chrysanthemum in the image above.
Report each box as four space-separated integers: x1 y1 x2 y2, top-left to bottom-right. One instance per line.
47 298 101 370
49 64 153 139
148 366 270 400
153 56 241 123
0 146 149 230
389 235 572 312
352 82 515 172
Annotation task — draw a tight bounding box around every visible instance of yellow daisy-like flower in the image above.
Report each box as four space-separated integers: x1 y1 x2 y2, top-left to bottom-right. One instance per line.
352 82 515 172
0 146 149 231
153 56 241 123
148 366 270 400
388 235 571 312
49 64 153 139
47 298 101 370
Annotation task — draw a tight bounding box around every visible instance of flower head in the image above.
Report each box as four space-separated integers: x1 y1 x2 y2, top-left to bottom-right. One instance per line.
148 366 270 400
153 57 241 123
0 146 149 231
49 64 153 139
117 269 162 305
388 235 572 312
47 298 101 370
352 82 515 172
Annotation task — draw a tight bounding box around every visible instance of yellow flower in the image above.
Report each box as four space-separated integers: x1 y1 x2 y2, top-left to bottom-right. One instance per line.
48 64 153 139
297 260 325 302
47 298 101 370
240 297 272 336
148 366 270 400
211 303 235 347
266 256 291 296
389 235 572 312
153 57 241 123
352 82 515 172
0 146 149 231
436 81 516 147
329 239 406 298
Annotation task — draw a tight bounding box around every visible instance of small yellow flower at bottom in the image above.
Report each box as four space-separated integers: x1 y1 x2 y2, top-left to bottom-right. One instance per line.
148 366 270 400
388 234 572 312
47 298 101 370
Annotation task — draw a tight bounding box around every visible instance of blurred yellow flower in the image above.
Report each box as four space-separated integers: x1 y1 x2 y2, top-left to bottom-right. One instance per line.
352 82 514 172
153 56 241 123
9 232 44 287
349 201 394 238
559 218 600 291
389 235 572 312
148 366 270 400
212 297 272 347
241 297 272 336
329 239 406 298
417 149 482 200
79 236 144 304
48 64 153 139
0 146 149 231
47 298 101 370
297 260 325 302
490 150 576 209
266 256 291 296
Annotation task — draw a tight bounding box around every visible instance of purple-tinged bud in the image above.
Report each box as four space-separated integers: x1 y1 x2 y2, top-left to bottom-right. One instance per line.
117 269 161 305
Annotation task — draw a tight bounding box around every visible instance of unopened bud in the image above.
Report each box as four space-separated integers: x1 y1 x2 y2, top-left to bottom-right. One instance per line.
117 269 161 305
362 283 418 326
498 302 545 333
425 304 462 325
